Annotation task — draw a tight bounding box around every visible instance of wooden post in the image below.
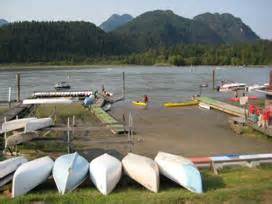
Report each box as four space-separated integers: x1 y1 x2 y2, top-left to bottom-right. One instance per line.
54 106 57 123
8 87 11 109
72 115 76 127
128 112 133 152
210 161 218 175
72 115 75 139
3 117 7 153
67 117 70 154
212 69 215 90
122 72 125 99
16 73 21 102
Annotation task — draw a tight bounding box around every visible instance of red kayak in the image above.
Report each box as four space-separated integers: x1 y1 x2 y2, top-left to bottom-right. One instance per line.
229 96 258 102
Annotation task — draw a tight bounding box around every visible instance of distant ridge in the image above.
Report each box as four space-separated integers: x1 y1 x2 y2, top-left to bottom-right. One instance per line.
194 12 259 43
100 14 133 32
0 19 8 27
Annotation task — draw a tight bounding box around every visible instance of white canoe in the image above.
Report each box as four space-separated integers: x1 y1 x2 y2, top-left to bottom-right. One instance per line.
155 152 203 193
89 153 122 195
1 118 37 133
0 156 28 179
23 98 73 105
12 156 54 197
122 153 159 193
0 173 14 187
24 118 53 133
53 152 89 194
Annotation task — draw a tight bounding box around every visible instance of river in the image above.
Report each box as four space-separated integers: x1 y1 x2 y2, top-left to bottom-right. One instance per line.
0 66 270 103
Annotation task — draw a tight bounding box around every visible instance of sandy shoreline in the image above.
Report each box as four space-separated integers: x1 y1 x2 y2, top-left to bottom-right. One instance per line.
105 102 272 158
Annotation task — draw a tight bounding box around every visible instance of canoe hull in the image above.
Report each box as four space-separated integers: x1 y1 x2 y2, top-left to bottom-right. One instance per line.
12 156 54 197
0 156 28 179
164 100 198 108
1 118 37 133
53 152 89 194
89 153 122 195
24 118 53 133
155 152 203 194
122 153 159 193
132 101 147 107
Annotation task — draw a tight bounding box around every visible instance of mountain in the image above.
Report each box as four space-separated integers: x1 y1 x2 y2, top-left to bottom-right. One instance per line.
194 13 260 43
113 10 223 51
100 14 133 32
0 19 8 27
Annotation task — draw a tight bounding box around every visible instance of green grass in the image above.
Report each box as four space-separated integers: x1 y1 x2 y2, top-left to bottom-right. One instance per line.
0 106 8 115
35 104 97 124
1 165 272 203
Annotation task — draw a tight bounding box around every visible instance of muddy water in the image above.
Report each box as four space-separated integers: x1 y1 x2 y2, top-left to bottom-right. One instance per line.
0 66 270 102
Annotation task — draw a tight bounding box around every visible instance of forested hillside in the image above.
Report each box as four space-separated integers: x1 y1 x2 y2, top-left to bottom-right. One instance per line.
0 10 271 65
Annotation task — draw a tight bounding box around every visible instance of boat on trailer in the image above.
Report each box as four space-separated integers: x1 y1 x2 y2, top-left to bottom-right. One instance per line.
53 152 89 194
89 153 122 195
155 152 203 194
122 153 159 193
12 156 54 197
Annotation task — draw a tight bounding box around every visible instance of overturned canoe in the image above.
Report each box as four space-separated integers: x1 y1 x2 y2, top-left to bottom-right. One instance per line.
89 153 122 195
12 156 54 197
132 101 147 107
164 100 198 108
53 152 89 194
122 153 159 193
23 98 73 105
155 152 203 193
1 118 37 133
0 156 28 179
24 118 53 133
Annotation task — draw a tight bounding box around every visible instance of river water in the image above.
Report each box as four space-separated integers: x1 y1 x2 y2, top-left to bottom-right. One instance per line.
0 66 270 103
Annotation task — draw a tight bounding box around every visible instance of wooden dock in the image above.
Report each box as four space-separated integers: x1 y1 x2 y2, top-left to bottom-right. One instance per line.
198 97 245 117
247 120 272 137
91 106 125 134
33 90 92 98
0 104 34 125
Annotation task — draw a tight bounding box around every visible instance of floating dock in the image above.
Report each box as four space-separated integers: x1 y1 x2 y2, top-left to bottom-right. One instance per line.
33 91 92 98
198 97 245 117
91 106 125 134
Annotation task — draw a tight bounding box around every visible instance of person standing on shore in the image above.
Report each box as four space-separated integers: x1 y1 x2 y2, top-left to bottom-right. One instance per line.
258 110 263 127
263 110 270 128
144 95 149 109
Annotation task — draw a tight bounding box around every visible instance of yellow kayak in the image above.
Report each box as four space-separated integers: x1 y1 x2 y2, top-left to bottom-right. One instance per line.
132 101 147 107
164 100 199 108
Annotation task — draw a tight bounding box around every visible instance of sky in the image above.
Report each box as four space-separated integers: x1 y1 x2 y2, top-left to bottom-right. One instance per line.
1 0 272 39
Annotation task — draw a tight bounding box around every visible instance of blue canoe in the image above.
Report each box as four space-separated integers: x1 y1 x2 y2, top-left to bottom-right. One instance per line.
53 152 89 194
